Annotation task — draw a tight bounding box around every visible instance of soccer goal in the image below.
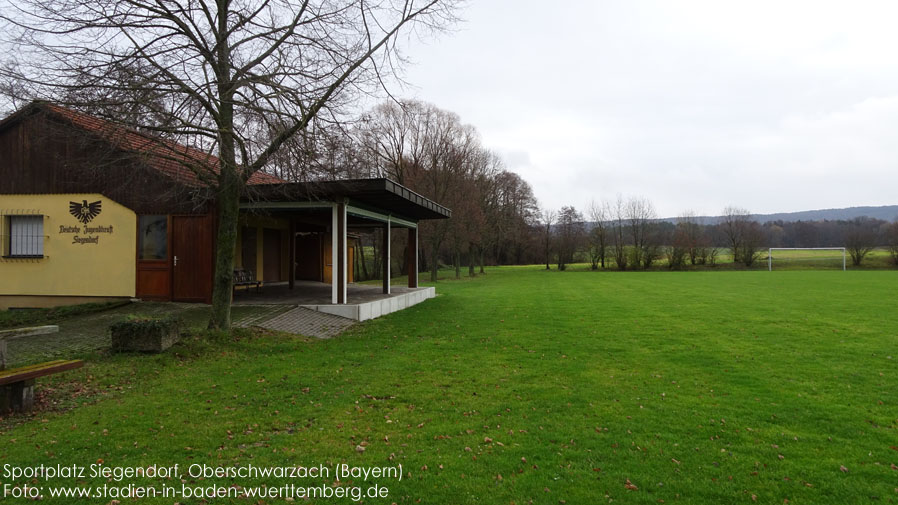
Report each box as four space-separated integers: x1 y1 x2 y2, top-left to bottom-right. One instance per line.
767 247 846 271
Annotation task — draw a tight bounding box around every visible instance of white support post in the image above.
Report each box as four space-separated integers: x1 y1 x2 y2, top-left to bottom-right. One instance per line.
385 218 391 295
331 204 338 304
342 199 348 304
768 248 772 272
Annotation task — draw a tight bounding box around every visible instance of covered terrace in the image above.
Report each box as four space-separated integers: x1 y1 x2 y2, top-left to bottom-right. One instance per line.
236 178 450 320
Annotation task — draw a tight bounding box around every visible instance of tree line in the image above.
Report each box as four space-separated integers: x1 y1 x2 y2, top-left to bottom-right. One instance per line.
538 201 898 270
269 100 541 280
280 102 898 273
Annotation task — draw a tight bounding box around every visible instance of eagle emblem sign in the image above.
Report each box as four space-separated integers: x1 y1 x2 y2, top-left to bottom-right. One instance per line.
70 200 102 224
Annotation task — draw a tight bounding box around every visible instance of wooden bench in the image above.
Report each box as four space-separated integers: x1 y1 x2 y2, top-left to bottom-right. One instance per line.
233 268 262 295
0 360 84 412
0 325 82 413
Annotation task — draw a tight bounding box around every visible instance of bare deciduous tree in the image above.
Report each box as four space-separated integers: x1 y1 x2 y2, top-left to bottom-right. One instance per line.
677 211 703 265
587 200 609 270
352 100 493 283
667 220 689 270
1 0 458 329
720 206 752 264
844 217 878 266
886 221 898 267
488 170 538 266
625 196 658 269
540 208 556 270
555 206 584 271
739 221 765 267
610 196 628 271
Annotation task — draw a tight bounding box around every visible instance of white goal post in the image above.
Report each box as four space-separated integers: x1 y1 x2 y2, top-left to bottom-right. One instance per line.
768 247 846 271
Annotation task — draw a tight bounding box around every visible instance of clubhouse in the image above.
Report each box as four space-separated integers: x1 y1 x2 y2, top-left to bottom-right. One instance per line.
0 102 450 316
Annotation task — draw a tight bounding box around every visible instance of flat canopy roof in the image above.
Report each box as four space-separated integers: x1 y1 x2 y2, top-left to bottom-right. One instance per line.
244 178 451 221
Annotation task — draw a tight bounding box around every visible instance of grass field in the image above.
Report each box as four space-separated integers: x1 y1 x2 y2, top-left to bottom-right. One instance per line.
1 267 897 504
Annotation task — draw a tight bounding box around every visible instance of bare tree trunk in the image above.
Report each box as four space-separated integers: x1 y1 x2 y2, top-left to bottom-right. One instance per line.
430 241 440 282
468 243 475 277
209 164 239 329
419 244 427 273
359 235 369 281
372 234 381 279
208 39 238 328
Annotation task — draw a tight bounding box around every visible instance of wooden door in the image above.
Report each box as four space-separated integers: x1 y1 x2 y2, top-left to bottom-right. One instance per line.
172 215 213 302
263 228 282 282
136 215 171 300
294 233 321 281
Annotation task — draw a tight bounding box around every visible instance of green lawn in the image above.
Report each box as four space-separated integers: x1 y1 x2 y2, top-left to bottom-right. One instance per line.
1 267 896 504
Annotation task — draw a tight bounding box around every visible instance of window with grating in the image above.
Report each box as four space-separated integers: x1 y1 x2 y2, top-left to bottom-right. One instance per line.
7 215 44 257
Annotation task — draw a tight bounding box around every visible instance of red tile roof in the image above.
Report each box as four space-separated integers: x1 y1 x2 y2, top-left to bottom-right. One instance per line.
42 103 282 186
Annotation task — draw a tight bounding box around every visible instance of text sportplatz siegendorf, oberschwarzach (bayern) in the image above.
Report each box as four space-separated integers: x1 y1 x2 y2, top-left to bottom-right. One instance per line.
3 463 401 501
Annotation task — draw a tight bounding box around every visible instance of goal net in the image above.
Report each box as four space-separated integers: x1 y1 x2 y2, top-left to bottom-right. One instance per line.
767 248 846 271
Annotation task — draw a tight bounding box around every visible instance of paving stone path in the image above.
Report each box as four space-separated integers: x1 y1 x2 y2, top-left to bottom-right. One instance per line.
255 307 356 338
231 305 294 328
3 303 312 367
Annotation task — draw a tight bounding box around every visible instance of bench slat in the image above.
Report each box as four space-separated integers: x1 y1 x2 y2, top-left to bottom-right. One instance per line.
0 360 79 380
0 360 84 386
0 359 71 375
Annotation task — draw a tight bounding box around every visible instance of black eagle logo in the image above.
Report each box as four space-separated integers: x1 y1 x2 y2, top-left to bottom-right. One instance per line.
69 200 102 224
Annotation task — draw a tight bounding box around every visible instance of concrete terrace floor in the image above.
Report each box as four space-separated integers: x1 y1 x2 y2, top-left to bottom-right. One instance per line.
231 279 422 305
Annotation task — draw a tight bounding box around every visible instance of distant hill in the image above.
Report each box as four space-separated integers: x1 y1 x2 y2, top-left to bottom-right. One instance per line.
753 206 898 223
660 205 898 224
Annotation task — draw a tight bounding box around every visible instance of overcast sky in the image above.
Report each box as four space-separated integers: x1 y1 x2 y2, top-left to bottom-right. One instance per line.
395 0 898 217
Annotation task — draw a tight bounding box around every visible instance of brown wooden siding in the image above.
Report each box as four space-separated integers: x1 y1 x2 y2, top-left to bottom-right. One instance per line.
0 112 209 215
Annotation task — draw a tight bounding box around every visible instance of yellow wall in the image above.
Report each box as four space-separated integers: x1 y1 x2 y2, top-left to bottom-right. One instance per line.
0 194 136 299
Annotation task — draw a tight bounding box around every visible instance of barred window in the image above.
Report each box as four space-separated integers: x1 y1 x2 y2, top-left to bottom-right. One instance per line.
7 215 44 257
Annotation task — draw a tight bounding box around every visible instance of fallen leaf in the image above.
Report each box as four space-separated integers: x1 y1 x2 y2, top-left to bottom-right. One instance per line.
625 479 638 491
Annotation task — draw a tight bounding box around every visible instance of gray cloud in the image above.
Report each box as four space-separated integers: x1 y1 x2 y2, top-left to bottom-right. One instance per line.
399 0 898 217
